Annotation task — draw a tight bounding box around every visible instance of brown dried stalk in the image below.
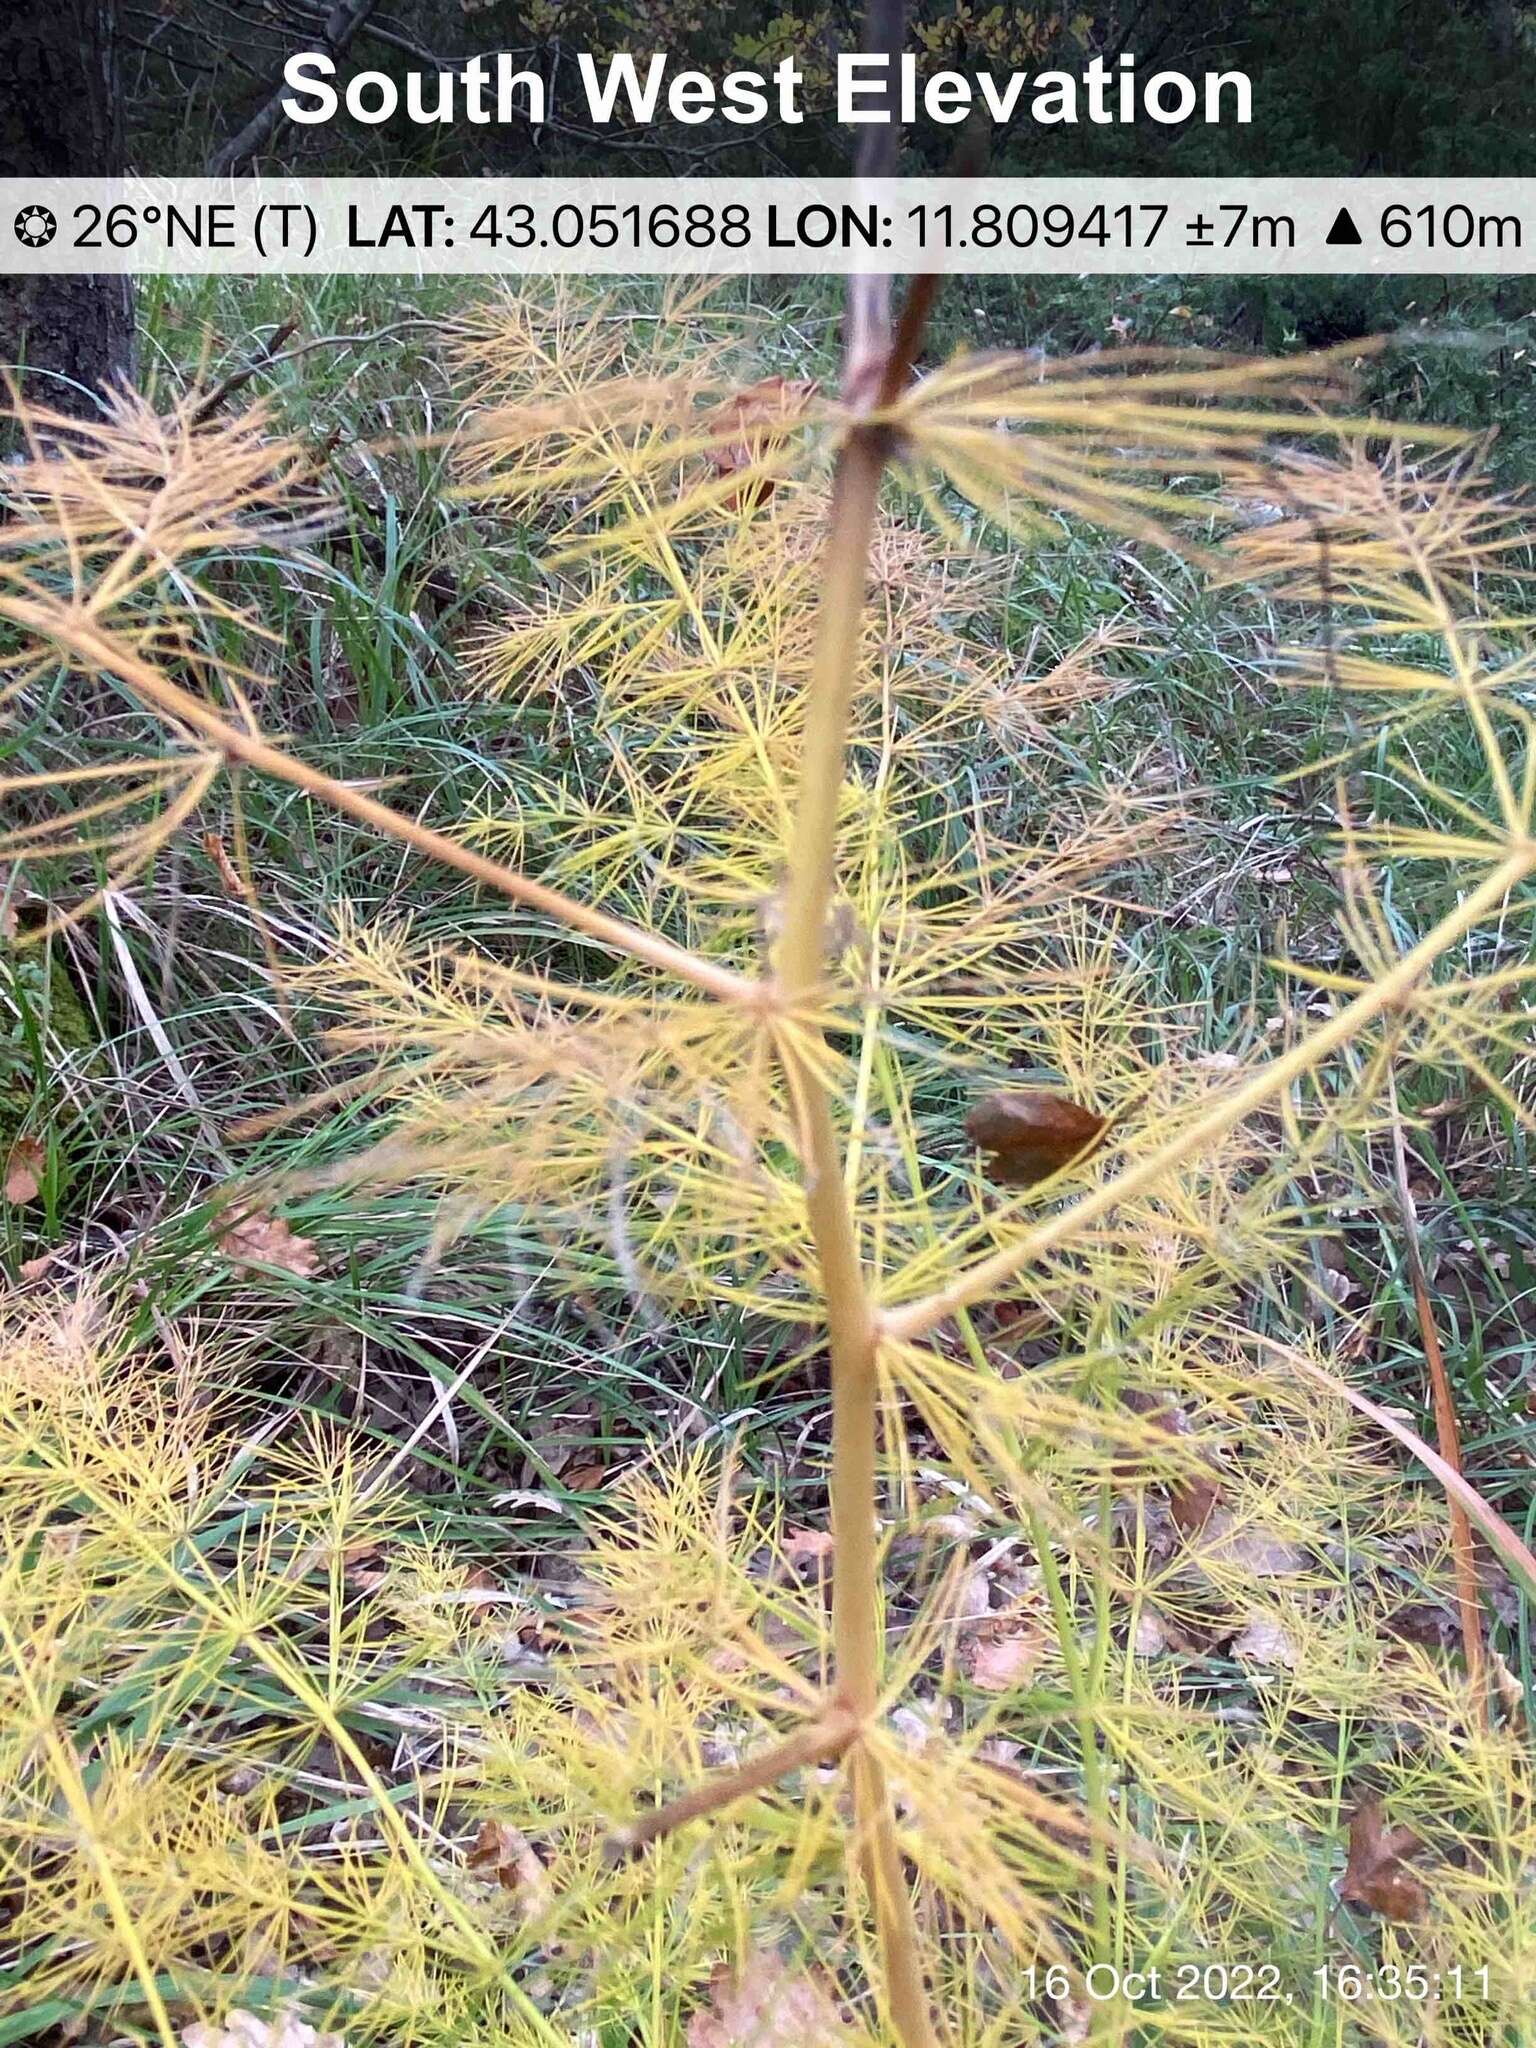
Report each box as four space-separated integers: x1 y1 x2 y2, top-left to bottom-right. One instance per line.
606 1705 859 1858
1260 1335 1536 1604
1386 1072 1486 1710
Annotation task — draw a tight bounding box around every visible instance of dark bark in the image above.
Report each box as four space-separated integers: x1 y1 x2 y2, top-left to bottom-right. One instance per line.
0 0 135 415
1488 0 1518 64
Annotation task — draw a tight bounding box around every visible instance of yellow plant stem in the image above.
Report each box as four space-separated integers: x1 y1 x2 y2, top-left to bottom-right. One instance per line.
882 847 1536 1346
853 1742 939 2048
777 431 890 1723
4 601 759 1014
776 435 887 999
775 421 938 2048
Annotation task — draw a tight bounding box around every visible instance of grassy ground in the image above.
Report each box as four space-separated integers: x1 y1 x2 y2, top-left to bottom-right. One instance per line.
3 271 1534 2042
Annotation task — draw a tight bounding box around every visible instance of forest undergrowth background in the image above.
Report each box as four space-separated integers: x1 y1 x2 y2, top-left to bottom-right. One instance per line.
0 269 1534 2047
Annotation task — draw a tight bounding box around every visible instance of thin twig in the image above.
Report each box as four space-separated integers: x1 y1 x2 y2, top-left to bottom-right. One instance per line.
1385 1071 1486 1709
207 0 381 174
190 317 300 426
607 1705 859 1857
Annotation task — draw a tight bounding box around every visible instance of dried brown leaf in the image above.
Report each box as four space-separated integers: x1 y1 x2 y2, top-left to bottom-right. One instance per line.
783 1527 835 1566
215 1205 321 1278
561 1461 607 1493
3 1136 44 1206
687 1953 846 2048
465 1819 551 1917
1339 1795 1429 1922
182 2014 345 2048
1168 1472 1222 1538
1132 1607 1172 1657
964 1089 1107 1188
1230 1609 1298 1667
705 376 818 509
1197 1511 1306 1578
968 1626 1043 1694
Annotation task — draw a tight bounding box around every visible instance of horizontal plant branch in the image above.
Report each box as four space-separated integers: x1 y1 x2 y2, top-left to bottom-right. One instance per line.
4 601 762 1012
607 1703 860 1857
880 848 1536 1346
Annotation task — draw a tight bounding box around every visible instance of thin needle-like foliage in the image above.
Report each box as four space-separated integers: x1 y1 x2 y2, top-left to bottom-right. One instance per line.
1 266 1534 2048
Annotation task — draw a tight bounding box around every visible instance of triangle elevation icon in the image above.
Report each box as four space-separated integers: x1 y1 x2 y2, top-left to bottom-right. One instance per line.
1325 205 1363 247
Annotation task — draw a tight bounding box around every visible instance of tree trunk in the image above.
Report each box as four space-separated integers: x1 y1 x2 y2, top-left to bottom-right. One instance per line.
0 0 135 415
1488 0 1518 64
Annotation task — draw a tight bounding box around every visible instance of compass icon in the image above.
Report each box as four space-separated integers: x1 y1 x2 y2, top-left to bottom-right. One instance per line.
15 204 57 249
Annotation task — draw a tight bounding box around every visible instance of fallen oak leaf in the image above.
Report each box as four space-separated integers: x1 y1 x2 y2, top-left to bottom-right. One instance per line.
967 1624 1043 1694
465 1818 551 1917
3 1135 45 1205
1168 1470 1222 1538
1119 1393 1221 1535
987 1298 1052 1339
1191 1508 1306 1578
1229 1608 1298 1667
215 1204 321 1279
686 1952 846 2048
1132 1607 1174 1656
560 1460 607 1494
1339 1794 1429 1923
705 376 819 511
964 1089 1108 1188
